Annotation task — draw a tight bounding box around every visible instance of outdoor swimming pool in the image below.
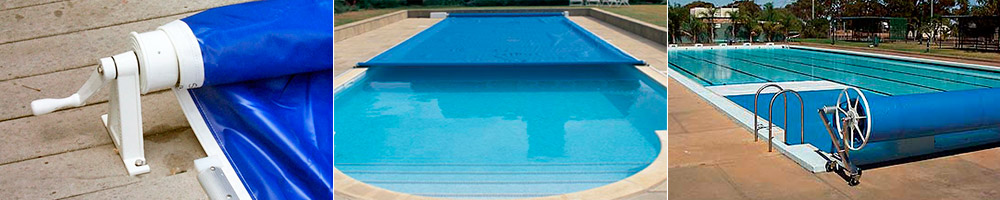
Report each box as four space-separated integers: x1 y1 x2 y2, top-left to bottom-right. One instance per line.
670 47 1000 96
334 65 666 198
669 46 1000 167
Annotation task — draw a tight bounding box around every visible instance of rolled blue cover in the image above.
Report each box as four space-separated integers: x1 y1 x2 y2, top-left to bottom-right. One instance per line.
866 88 1000 142
181 0 333 86
180 0 333 199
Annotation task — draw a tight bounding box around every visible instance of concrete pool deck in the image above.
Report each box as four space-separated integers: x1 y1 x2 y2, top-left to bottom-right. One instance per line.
669 72 1000 199
334 15 668 199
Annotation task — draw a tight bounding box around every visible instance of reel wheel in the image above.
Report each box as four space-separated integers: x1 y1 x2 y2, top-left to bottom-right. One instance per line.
835 87 872 151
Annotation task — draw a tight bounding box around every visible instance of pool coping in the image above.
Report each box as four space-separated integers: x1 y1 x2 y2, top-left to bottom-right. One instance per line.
667 44 1000 173
332 66 669 200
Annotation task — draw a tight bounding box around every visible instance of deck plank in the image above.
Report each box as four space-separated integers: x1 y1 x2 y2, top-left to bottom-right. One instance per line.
0 0 64 11
2 66 109 121
63 168 207 199
0 0 251 44
0 12 192 81
0 128 206 199
0 91 188 165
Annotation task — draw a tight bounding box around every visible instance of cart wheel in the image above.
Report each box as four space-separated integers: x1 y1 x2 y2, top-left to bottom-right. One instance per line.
826 161 837 172
848 174 861 186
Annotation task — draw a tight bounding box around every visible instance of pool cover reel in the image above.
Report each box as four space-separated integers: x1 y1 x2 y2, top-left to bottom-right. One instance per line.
858 88 1000 142
30 0 332 199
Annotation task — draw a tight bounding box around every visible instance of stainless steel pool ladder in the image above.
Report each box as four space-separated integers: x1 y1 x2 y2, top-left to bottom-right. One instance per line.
752 84 805 152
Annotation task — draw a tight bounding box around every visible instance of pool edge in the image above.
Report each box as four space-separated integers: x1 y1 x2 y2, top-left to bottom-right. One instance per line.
664 60 830 173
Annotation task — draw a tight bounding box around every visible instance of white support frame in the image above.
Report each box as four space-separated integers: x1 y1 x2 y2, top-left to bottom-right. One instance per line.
102 51 150 176
173 88 252 200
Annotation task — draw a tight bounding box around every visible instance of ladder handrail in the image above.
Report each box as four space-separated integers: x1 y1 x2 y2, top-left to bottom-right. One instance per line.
753 84 785 142
767 89 805 152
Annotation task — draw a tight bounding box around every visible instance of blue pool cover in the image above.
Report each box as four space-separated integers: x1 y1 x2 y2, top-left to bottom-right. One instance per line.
358 13 644 67
182 0 332 199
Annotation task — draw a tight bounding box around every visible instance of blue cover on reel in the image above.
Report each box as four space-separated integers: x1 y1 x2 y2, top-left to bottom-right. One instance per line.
864 87 1000 142
181 0 333 199
182 0 333 86
358 13 644 67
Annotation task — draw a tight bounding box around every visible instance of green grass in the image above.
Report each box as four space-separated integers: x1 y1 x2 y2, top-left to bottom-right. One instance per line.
600 5 665 27
334 5 666 27
798 38 1000 61
334 8 405 26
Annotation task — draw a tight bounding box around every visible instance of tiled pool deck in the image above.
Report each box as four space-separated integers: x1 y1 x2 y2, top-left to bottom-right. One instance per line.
669 66 1000 199
334 16 668 199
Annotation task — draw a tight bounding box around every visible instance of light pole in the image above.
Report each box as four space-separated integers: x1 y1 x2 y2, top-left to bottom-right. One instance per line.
926 0 934 52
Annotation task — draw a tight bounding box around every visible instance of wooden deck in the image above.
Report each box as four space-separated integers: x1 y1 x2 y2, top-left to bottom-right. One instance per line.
0 0 253 198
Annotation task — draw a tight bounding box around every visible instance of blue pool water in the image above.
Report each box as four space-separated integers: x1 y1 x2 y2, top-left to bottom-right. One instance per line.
670 47 1000 165
669 48 1000 96
334 65 665 198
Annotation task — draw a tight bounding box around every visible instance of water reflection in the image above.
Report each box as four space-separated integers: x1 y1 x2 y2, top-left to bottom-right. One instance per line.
334 65 664 163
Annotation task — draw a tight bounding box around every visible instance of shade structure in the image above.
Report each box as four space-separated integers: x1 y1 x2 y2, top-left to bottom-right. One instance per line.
358 13 645 67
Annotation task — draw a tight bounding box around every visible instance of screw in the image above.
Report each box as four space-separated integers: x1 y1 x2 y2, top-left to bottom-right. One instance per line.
97 65 104 74
134 159 145 166
210 166 217 171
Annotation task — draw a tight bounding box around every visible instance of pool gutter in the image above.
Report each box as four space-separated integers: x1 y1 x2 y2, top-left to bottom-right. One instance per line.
332 66 669 199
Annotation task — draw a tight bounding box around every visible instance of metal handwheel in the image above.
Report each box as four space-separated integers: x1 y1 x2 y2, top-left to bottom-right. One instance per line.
835 87 871 151
819 87 870 186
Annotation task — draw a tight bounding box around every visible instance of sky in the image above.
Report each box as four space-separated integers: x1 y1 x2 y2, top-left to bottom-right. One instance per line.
667 0 800 8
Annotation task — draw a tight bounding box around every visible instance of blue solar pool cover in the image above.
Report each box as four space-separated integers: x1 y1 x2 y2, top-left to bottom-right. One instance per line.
182 0 332 199
358 13 645 67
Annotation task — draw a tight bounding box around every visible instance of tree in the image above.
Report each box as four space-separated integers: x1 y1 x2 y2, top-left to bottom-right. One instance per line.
736 10 763 42
760 3 778 41
974 0 999 16
699 8 720 43
725 0 761 16
668 3 690 43
726 10 741 42
683 1 715 9
843 0 888 17
682 16 709 43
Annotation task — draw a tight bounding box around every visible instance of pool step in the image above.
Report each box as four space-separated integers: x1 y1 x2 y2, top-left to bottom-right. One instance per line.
336 162 650 199
335 162 649 171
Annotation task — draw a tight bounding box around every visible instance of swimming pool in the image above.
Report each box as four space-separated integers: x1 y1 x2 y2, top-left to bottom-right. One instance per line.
670 47 1000 96
334 12 665 198
669 45 1000 169
334 65 666 198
